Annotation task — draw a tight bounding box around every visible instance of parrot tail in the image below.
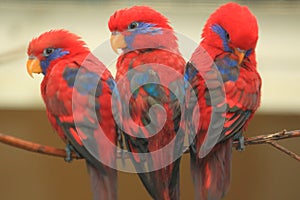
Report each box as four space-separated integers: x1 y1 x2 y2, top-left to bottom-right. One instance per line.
190 138 232 200
137 157 181 200
86 161 118 200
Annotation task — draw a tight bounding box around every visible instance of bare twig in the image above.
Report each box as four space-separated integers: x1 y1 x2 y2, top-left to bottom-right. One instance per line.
233 129 300 162
236 129 300 146
0 130 299 162
267 141 300 161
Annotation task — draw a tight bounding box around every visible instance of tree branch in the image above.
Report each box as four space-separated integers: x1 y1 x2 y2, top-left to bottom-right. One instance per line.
0 130 299 162
236 129 300 146
0 133 81 159
267 141 300 161
234 129 300 162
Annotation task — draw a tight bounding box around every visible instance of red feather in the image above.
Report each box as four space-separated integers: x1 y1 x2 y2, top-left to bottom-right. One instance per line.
187 3 261 200
27 29 117 200
109 6 185 200
108 6 172 32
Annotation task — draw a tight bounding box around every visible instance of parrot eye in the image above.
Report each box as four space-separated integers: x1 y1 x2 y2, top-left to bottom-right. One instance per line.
225 32 230 41
128 22 139 30
43 48 55 57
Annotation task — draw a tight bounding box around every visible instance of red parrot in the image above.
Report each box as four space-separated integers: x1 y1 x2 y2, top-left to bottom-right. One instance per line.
26 29 118 200
108 6 186 200
185 3 261 199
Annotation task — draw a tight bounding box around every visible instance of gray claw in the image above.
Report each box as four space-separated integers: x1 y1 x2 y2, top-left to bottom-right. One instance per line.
236 135 245 151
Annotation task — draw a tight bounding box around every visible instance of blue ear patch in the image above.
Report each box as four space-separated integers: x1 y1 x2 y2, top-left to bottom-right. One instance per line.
125 22 162 50
211 24 232 52
245 49 252 57
134 22 162 35
40 48 69 75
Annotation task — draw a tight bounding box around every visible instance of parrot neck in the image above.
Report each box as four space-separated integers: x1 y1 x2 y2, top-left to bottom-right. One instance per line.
116 47 185 85
200 41 257 71
125 28 179 55
200 41 223 59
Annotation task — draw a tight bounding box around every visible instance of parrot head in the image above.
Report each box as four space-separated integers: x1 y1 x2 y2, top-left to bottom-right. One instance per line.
202 2 258 64
108 6 178 53
27 29 88 77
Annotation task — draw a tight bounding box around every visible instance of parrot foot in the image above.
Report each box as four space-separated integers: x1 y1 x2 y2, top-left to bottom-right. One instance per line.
64 143 82 162
235 135 245 151
64 143 73 162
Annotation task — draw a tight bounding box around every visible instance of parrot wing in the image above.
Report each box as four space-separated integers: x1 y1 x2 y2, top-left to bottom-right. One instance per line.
52 55 118 200
186 51 261 151
120 63 185 200
185 48 261 200
216 55 261 141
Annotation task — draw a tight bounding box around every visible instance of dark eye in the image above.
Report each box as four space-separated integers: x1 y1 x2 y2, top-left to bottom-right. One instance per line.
43 48 55 57
225 32 230 41
128 22 139 30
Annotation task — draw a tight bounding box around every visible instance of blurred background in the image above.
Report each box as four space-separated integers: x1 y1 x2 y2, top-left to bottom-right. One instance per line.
0 0 299 199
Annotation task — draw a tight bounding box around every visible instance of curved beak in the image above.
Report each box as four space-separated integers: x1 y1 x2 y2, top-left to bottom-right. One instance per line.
234 48 246 65
110 32 127 54
27 57 42 78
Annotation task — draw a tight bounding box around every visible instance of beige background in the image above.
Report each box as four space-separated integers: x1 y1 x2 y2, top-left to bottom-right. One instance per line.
0 0 299 199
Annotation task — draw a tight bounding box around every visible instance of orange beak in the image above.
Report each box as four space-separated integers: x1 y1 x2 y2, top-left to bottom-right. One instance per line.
26 58 42 78
234 48 246 65
110 32 127 54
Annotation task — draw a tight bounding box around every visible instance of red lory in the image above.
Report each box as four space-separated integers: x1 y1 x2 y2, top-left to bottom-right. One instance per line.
26 29 118 200
108 6 186 200
185 3 261 200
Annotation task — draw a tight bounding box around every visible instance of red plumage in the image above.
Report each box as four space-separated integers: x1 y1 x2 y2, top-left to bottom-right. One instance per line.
186 3 261 199
27 29 117 200
108 6 172 32
109 6 186 200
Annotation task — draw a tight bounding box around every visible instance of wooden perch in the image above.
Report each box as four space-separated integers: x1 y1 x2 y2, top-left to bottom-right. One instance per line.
0 129 299 162
0 133 81 159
